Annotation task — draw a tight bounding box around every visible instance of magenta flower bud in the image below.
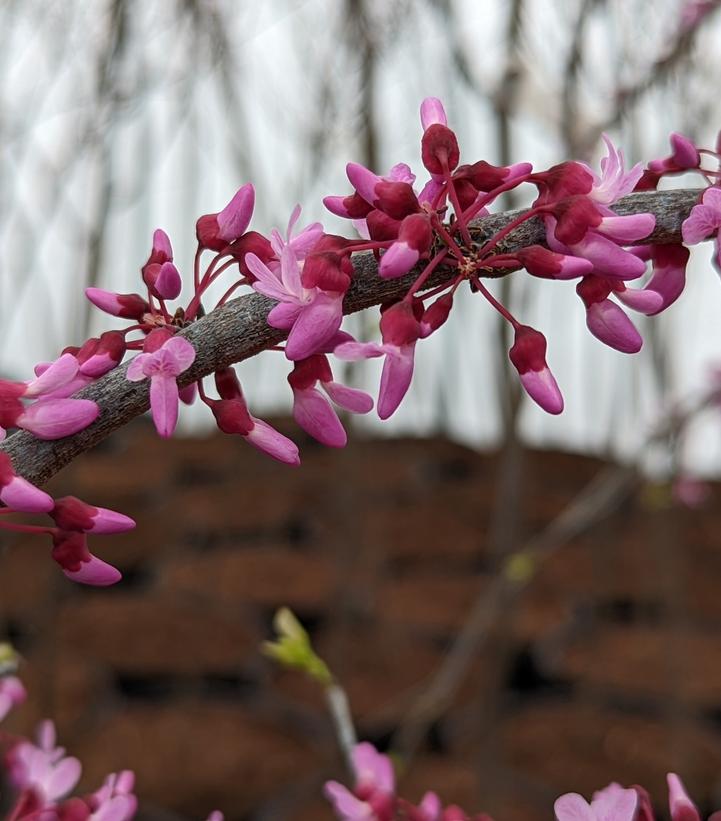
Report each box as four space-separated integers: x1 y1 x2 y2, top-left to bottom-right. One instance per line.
553 196 603 245
196 184 255 251
301 251 351 292
0 452 53 513
421 123 460 175
323 192 373 219
585 299 642 353
379 300 422 347
379 214 432 279
228 230 275 280
420 97 448 130
51 496 135 534
24 353 79 398
596 213 655 242
366 210 402 242
346 163 420 220
51 530 122 586
531 162 594 203
78 330 126 378
670 133 700 169
85 287 150 320
508 325 564 414
244 419 300 466
156 261 182 300
420 293 454 338
346 162 383 206
145 228 173 267
209 398 254 435
17 398 99 439
214 367 243 401
458 160 533 193
516 246 594 280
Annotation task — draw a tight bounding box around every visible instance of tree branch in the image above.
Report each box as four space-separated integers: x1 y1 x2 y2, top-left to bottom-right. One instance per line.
0 188 700 486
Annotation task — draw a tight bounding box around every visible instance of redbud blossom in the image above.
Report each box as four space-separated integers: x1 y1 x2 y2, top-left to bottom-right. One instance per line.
379 213 433 279
51 529 122 586
51 496 135 535
288 355 373 447
0 452 53 513
0 676 26 722
576 276 643 353
85 287 150 320
126 333 196 438
196 183 255 251
508 326 564 414
554 783 638 821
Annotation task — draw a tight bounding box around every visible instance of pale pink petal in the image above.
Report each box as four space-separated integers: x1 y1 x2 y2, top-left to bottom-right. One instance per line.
149 375 179 438
324 196 355 218
289 222 324 258
572 234 647 280
417 178 444 207
247 255 290 302
324 781 374 820
597 214 655 242
85 287 124 315
420 97 448 130
18 399 99 439
586 300 643 353
591 785 638 821
346 162 381 205
644 258 686 314
379 242 420 279
353 742 394 795
285 294 343 361
245 418 300 466
163 336 195 374
217 183 255 242
554 793 595 821
667 774 700 821
292 387 347 447
387 163 416 185
323 381 374 413
333 341 385 361
25 353 79 398
519 367 564 414
63 555 121 587
268 301 302 329
614 286 665 314
378 344 415 420
682 203 721 244
88 508 136 534
126 354 152 382
280 245 303 298
0 476 54 513
42 756 82 801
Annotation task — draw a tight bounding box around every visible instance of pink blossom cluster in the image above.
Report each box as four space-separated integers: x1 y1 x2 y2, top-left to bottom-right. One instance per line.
0 681 224 821
0 97 719 586
325 741 716 821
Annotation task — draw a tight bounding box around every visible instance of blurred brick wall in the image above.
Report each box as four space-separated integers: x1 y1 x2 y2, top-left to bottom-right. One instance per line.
2 419 721 820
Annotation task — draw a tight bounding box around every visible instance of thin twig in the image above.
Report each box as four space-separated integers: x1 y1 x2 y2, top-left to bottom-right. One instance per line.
0 188 700 486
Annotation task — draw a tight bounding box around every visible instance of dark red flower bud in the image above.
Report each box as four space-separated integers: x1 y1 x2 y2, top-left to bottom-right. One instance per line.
214 367 242 401
421 123 460 175
208 398 254 435
228 231 275 280
576 274 613 308
366 210 402 242
374 181 421 221
553 196 603 245
287 354 333 391
380 300 422 347
301 252 351 293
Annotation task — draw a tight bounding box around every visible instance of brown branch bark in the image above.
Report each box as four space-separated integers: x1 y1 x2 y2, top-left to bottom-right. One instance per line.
0 188 701 487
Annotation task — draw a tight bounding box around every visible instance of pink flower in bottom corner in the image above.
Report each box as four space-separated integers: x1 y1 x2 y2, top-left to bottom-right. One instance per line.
324 742 396 821
555 783 638 821
87 770 137 821
51 529 122 586
126 332 195 438
7 720 82 809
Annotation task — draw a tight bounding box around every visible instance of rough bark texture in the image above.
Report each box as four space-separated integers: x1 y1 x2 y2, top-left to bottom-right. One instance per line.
0 189 701 486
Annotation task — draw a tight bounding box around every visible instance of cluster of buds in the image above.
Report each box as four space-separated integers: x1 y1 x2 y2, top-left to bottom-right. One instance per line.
324 741 715 821
0 97 719 586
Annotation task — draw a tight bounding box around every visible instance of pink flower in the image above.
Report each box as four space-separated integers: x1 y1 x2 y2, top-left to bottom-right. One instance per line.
209 368 300 466
7 720 82 806
335 301 421 420
583 135 644 206
682 187 721 272
246 208 345 361
196 184 256 251
141 229 182 300
85 287 149 320
667 773 700 821
379 214 433 279
576 276 643 353
50 496 135 534
0 452 54 513
88 770 137 821
554 783 638 821
51 529 122 586
0 675 26 722
508 325 564 414
288 355 373 447
126 332 196 438
325 742 396 821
